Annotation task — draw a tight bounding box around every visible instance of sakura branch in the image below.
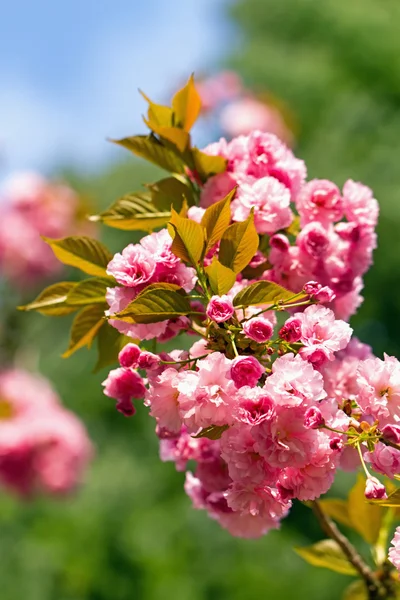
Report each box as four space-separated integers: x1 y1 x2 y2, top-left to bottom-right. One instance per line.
21 75 400 598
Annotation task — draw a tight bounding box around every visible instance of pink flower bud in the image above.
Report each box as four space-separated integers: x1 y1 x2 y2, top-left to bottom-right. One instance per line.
270 233 290 252
138 351 159 370
118 343 141 368
381 424 400 445
314 286 336 303
364 476 387 500
206 295 235 323
102 368 146 417
230 356 264 389
329 437 344 451
304 407 325 429
243 317 274 343
303 281 336 303
279 317 302 343
300 346 330 368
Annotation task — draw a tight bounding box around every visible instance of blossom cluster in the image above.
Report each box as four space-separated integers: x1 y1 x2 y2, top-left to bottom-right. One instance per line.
0 369 93 497
97 128 400 541
199 132 378 320
0 172 89 287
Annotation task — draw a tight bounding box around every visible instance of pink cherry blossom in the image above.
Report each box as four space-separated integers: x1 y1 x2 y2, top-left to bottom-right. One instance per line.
107 244 156 287
365 443 400 478
295 305 352 365
263 353 326 408
296 179 343 227
146 368 182 433
206 295 235 323
243 317 274 343
389 527 400 572
231 176 293 235
230 356 264 389
357 354 400 426
176 353 238 432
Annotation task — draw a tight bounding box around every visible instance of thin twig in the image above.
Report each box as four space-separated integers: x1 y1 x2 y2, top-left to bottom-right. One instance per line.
311 500 387 599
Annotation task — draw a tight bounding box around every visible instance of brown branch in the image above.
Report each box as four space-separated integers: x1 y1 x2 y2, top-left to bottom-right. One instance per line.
311 500 387 600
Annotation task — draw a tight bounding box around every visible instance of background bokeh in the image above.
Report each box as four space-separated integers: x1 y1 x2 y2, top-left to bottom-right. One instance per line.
1 1 400 598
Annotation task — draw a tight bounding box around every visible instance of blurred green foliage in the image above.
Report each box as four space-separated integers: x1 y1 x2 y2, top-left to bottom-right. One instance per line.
3 1 400 597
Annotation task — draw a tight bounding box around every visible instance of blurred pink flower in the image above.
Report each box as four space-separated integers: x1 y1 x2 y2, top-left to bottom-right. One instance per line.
0 369 93 497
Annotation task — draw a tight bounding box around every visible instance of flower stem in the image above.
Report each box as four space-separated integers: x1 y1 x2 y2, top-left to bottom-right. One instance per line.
159 353 209 366
311 500 387 599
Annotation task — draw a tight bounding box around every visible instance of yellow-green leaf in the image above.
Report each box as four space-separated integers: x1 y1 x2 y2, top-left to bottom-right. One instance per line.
144 121 190 153
201 187 236 253
140 90 173 128
168 208 206 265
63 304 107 358
66 277 111 306
219 211 259 274
233 280 305 308
18 282 78 316
191 148 227 181
205 257 236 296
172 74 201 131
149 177 194 211
112 135 185 173
112 283 191 324
94 324 131 373
348 473 384 544
90 192 170 231
295 539 358 576
43 236 113 277
193 425 229 440
319 499 353 529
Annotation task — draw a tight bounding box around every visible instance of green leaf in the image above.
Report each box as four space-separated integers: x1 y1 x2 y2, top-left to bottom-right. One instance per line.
112 135 185 173
172 74 201 131
368 488 400 508
63 304 107 358
149 177 194 211
342 581 367 600
201 187 236 253
348 473 384 544
168 208 206 265
18 282 78 316
319 499 353 529
241 261 271 279
112 283 191 324
233 280 305 308
191 148 227 181
192 425 229 440
43 236 113 277
295 540 358 576
94 324 131 373
90 192 170 231
205 257 236 296
219 211 259 274
66 277 111 306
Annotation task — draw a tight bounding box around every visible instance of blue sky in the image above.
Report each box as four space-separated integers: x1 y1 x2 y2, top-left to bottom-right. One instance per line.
0 0 232 176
